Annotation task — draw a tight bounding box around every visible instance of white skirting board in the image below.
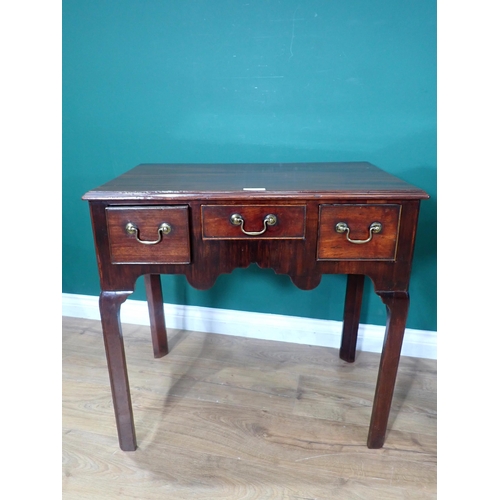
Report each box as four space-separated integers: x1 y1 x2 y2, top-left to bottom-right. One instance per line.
62 293 437 359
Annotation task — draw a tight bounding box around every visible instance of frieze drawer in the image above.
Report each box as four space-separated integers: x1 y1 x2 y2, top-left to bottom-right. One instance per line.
202 205 306 240
106 206 190 264
317 204 401 260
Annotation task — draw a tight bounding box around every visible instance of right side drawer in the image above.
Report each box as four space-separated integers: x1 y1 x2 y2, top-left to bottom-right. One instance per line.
317 204 401 260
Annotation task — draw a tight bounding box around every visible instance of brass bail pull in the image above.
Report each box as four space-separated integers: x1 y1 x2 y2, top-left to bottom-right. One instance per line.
125 222 171 245
335 221 382 244
230 213 277 236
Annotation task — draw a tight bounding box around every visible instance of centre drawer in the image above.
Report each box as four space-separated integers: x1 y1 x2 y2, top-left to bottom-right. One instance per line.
317 204 401 260
202 205 306 240
106 206 190 264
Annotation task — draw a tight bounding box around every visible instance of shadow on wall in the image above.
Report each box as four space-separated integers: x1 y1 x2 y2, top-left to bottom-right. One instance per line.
358 174 436 331
400 165 436 258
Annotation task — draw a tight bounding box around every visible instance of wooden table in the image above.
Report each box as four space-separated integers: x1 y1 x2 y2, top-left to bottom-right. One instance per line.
83 162 429 451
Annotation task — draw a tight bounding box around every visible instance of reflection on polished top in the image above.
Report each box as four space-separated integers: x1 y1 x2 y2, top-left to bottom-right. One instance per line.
83 162 429 200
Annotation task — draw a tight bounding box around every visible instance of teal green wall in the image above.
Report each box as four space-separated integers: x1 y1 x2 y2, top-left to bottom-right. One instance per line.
63 1 436 331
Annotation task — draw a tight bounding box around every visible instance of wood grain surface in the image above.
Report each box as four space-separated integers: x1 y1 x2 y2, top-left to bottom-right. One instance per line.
62 316 436 499
82 162 430 201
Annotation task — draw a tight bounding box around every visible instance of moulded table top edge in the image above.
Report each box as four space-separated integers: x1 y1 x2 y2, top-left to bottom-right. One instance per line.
82 189 429 201
82 162 429 201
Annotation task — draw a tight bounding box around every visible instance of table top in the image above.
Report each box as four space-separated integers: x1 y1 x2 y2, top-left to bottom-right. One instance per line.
83 162 429 201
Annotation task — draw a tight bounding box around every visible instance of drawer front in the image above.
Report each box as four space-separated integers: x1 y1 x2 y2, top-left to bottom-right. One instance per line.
317 204 400 260
106 206 190 264
202 205 306 240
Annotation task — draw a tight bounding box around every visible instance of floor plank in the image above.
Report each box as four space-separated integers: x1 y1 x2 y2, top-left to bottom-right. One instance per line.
62 316 436 499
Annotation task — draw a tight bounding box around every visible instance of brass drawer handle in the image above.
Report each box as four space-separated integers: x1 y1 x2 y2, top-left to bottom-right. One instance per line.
335 221 382 244
125 222 171 245
230 213 277 236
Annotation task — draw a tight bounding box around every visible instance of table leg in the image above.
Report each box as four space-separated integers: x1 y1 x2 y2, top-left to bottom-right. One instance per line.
340 274 365 363
144 274 169 358
99 291 137 451
367 291 409 449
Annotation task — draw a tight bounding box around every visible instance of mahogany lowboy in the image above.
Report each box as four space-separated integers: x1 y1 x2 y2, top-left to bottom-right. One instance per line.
83 162 429 451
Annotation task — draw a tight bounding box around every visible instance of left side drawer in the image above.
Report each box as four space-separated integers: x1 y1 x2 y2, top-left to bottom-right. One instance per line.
106 206 190 264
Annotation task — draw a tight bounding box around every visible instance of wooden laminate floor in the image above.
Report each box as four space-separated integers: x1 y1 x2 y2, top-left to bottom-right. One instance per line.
62 316 437 499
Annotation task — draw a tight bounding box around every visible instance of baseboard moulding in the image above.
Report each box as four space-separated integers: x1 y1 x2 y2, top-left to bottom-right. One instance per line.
62 293 437 360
